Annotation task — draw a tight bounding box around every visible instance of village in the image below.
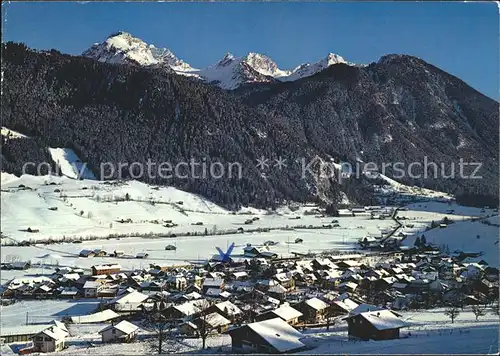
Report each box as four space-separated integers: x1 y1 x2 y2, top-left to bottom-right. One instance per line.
1 205 499 354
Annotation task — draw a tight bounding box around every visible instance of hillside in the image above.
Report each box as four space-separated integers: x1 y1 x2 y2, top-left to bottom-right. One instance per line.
1 42 498 209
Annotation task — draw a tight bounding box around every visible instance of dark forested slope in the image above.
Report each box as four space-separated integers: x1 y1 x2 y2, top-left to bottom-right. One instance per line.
2 43 498 208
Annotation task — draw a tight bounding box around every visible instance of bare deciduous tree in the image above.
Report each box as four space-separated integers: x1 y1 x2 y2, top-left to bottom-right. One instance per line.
147 312 173 354
444 306 460 323
195 300 215 350
471 305 486 321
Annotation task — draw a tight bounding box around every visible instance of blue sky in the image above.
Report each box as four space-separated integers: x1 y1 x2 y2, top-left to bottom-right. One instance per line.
3 1 498 99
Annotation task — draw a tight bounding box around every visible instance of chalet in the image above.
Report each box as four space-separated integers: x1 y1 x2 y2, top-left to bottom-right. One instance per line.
243 245 263 258
33 284 54 298
336 260 361 270
205 288 223 297
207 300 243 322
228 318 306 353
165 299 207 321
32 325 68 353
79 250 95 258
179 321 199 336
166 275 187 291
58 287 80 299
195 312 231 333
273 273 295 290
99 320 139 343
231 271 249 280
268 283 288 299
91 264 121 276
202 278 224 293
330 298 359 316
296 297 330 323
83 281 103 298
10 261 31 270
256 304 303 325
185 284 202 294
93 249 107 257
338 281 358 293
107 290 150 312
261 251 278 259
345 310 408 340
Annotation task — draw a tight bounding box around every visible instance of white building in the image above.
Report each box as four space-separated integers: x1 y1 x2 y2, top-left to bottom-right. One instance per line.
32 325 68 353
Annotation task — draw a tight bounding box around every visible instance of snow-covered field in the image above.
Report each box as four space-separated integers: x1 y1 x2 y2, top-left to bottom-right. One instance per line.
0 299 101 328
2 170 499 355
300 308 499 354
1 171 498 270
2 301 497 354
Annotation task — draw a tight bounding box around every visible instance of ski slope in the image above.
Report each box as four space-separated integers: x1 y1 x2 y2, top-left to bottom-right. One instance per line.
48 148 96 180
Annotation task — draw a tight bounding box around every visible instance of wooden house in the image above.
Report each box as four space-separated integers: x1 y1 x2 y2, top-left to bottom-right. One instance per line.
255 304 303 325
91 264 121 276
227 318 305 354
344 310 407 340
99 320 139 343
295 297 330 323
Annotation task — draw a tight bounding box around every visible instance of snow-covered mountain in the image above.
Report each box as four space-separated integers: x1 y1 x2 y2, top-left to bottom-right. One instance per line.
82 32 354 89
82 31 195 72
283 53 348 82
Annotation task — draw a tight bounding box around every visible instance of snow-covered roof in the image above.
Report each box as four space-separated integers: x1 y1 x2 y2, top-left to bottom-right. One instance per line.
247 318 305 352
92 264 121 271
215 300 242 316
305 297 329 311
70 309 120 324
232 271 248 278
39 326 68 340
185 291 202 300
174 299 207 316
202 312 231 327
358 310 408 330
0 324 53 337
203 278 224 287
100 320 139 335
83 281 101 289
110 290 149 305
205 288 222 296
349 303 386 316
333 298 359 312
271 305 303 321
269 284 288 294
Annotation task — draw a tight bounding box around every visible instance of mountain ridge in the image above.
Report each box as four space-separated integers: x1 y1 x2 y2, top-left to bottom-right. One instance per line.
82 31 355 89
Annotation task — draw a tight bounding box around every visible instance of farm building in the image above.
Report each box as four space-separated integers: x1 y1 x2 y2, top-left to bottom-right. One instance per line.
79 250 95 258
1 324 53 344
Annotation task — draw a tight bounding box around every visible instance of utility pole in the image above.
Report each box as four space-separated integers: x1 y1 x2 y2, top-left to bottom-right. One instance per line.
26 312 29 325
